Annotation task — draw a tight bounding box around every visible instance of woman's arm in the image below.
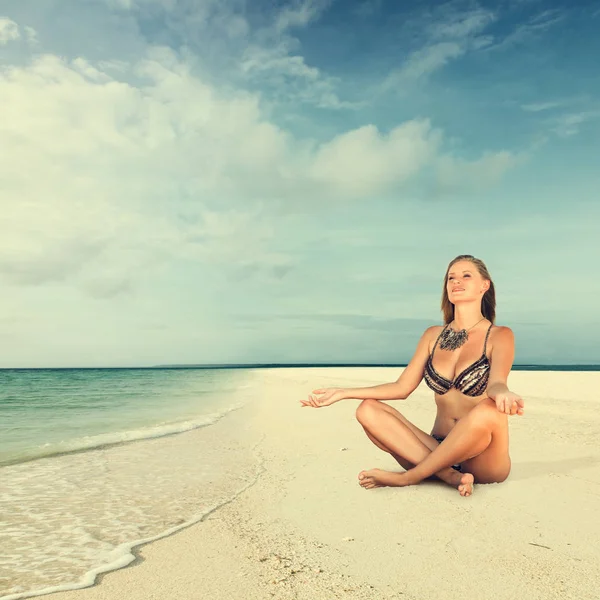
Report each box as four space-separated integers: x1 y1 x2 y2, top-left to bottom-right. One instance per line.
486 326 524 415
486 326 515 399
333 326 437 402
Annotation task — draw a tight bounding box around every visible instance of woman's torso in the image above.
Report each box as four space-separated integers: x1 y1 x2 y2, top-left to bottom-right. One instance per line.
424 322 495 437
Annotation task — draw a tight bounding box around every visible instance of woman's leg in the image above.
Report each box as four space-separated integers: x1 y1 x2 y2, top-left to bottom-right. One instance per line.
359 402 432 471
356 399 472 494
359 398 510 489
362 429 414 471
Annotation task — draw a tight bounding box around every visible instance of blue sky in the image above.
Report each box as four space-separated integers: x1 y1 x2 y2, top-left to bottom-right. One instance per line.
1 0 599 367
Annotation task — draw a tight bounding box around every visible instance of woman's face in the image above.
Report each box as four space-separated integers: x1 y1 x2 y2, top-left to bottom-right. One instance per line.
446 260 488 304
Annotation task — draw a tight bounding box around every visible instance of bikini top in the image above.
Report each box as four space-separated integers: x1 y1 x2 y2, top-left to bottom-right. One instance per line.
423 323 493 397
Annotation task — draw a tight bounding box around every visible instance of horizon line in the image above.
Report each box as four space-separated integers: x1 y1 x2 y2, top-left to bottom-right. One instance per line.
1 363 600 371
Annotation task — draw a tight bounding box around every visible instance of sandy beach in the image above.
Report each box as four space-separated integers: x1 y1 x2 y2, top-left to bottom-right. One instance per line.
46 367 600 600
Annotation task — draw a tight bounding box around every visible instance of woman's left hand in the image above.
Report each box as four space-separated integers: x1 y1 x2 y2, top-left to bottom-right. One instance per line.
494 391 525 416
300 388 345 408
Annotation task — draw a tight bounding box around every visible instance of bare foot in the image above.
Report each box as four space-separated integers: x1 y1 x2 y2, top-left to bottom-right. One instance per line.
358 468 475 496
358 469 407 489
456 472 474 497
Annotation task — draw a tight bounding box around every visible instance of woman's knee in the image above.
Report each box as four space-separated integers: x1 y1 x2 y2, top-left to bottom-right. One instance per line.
355 399 383 424
467 398 506 429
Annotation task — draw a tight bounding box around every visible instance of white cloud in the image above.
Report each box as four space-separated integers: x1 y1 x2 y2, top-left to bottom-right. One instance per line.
521 101 561 112
427 8 496 40
383 7 496 87
387 42 464 84
521 100 600 137
0 17 20 44
23 25 38 45
528 8 565 28
103 0 346 111
0 47 442 293
0 49 288 292
436 151 520 193
488 9 565 51
106 0 179 9
552 111 600 137
240 45 356 110
274 0 330 33
240 1 350 110
0 11 518 297
309 121 440 197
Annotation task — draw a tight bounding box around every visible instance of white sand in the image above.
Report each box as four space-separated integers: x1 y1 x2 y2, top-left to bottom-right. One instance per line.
52 368 600 600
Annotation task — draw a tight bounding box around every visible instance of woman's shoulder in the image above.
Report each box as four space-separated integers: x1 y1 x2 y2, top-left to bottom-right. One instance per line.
488 324 515 348
421 324 446 348
489 324 514 336
424 324 446 337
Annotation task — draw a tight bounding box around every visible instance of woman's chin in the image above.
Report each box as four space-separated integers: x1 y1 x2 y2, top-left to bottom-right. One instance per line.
450 294 474 303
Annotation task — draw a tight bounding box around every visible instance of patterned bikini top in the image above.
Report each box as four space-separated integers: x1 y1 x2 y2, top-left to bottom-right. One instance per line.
423 323 493 397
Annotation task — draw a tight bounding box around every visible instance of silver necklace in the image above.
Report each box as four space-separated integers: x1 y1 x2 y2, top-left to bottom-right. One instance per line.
439 318 485 351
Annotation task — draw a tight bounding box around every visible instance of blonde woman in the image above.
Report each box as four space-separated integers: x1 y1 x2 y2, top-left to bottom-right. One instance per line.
301 255 524 497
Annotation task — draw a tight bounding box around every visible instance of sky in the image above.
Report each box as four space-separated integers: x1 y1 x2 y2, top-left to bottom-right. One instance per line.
1 0 599 368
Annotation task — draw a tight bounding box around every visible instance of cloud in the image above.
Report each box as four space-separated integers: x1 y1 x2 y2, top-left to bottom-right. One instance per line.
103 0 347 111
427 7 496 40
552 111 600 137
106 0 179 9
240 46 355 110
436 151 520 193
520 99 600 137
240 0 351 110
1 8 519 296
391 42 464 82
23 25 38 45
309 121 440 197
0 17 20 44
383 6 496 87
521 101 561 112
0 46 441 293
0 49 289 292
488 8 565 51
274 0 331 33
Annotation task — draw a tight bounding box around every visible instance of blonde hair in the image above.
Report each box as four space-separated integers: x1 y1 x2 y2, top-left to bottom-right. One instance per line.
441 254 496 325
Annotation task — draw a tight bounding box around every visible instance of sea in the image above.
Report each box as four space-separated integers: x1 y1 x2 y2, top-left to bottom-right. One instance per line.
1 364 598 600
0 367 264 600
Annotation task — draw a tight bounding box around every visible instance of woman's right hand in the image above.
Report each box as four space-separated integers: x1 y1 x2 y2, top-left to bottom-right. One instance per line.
300 388 346 408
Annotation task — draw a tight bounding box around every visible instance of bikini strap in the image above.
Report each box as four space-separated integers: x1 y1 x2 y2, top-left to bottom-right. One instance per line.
431 323 450 357
483 323 493 356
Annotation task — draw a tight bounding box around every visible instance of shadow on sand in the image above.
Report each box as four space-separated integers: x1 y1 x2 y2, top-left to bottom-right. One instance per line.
416 455 600 488
507 455 600 481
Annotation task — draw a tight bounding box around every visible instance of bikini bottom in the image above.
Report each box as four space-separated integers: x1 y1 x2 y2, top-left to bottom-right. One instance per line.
431 434 463 472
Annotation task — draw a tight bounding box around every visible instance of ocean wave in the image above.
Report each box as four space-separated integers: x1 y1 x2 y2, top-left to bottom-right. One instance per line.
0 401 246 468
0 434 265 600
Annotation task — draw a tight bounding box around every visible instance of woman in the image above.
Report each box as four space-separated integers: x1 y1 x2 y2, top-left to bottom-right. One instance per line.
300 255 524 497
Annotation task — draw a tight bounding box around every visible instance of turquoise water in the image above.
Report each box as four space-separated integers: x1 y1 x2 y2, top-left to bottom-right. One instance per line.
0 367 264 600
0 368 252 466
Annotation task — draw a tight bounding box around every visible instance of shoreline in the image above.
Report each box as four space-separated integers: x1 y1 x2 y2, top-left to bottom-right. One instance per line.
1 389 263 600
0 402 247 469
4 364 600 371
6 368 600 600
